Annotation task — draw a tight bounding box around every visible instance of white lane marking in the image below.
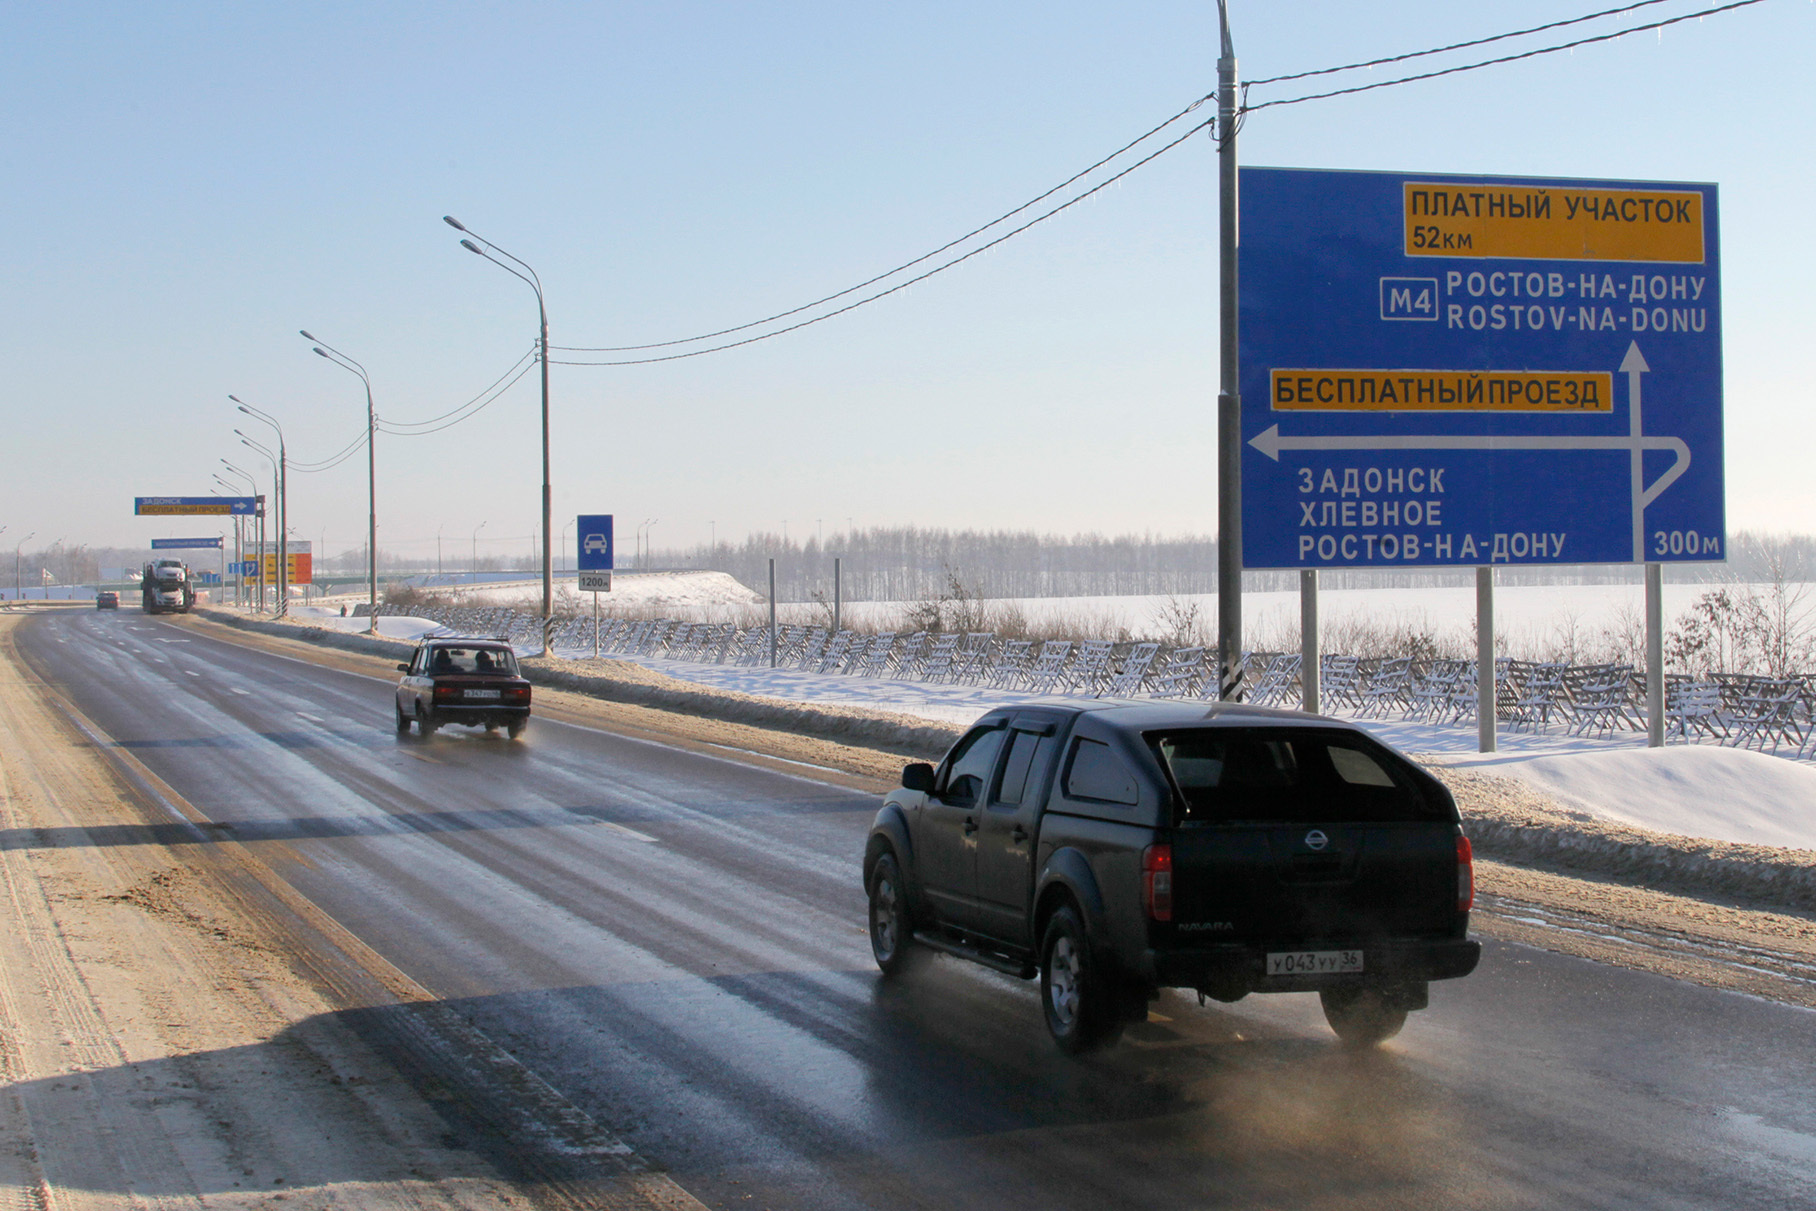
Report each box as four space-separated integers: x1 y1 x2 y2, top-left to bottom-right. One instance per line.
696 741 848 776
229 688 250 696
296 713 324 724
184 670 201 677
155 638 192 643
601 821 660 844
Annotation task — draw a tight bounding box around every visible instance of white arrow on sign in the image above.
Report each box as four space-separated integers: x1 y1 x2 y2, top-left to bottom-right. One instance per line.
1249 343 1683 562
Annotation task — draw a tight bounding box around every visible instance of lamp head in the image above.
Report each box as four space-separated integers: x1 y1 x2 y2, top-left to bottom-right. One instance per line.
299 330 315 342
460 239 482 255
313 348 328 358
228 393 242 404
443 215 467 232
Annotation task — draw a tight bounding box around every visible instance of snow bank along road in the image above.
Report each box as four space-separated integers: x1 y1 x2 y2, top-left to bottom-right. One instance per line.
4 605 1816 1209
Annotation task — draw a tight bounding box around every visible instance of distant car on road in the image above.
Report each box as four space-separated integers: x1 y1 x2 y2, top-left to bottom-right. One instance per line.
395 638 531 738
95 591 119 610
864 700 1479 1053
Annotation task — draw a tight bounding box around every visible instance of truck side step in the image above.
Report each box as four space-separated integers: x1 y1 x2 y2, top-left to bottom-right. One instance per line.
913 930 1037 979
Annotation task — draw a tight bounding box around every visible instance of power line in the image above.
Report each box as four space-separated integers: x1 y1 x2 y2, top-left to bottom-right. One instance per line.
282 345 539 466
552 94 1212 354
1246 0 1768 112
377 355 539 436
552 117 1212 367
1246 0 1685 86
288 431 369 474
380 345 539 433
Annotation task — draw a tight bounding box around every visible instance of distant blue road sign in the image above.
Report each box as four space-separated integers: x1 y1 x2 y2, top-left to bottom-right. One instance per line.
151 537 223 550
1241 167 1724 569
577 515 614 571
136 496 258 517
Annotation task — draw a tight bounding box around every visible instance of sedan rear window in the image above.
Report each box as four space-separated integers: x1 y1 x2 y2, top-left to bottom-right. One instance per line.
425 646 520 676
1149 728 1444 824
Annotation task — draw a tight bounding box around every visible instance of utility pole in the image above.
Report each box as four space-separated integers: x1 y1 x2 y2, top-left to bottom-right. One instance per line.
1215 0 1244 699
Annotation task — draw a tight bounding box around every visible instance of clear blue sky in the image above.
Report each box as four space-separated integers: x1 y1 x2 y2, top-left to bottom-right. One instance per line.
2 1 1810 564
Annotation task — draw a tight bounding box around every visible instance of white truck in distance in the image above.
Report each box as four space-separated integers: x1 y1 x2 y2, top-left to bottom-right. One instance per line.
141 559 193 614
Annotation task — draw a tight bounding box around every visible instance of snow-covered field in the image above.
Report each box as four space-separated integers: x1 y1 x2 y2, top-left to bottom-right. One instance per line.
288 577 1816 852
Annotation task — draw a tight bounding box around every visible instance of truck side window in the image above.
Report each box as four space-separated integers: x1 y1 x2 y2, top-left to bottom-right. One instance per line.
1064 738 1139 806
994 730 1047 806
942 726 1006 808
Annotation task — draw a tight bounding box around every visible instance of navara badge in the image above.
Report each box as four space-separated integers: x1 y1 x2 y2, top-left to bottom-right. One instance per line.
1304 829 1330 851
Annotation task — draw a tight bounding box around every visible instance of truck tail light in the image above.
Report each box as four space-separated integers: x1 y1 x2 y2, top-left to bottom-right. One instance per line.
1142 844 1173 922
1457 835 1475 912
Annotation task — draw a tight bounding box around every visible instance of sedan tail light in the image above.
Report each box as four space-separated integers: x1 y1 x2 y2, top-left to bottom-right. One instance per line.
1142 844 1173 922
1457 834 1475 912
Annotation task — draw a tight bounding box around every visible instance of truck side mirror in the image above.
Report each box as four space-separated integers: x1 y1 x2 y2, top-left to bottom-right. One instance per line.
397 663 411 672
901 763 936 793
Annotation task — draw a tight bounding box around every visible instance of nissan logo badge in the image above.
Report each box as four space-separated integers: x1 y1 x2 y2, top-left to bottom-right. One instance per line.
1304 829 1329 852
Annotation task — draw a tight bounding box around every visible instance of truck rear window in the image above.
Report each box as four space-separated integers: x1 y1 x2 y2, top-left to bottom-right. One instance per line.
1149 729 1445 824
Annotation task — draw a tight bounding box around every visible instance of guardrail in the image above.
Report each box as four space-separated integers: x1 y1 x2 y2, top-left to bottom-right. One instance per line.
364 601 1816 759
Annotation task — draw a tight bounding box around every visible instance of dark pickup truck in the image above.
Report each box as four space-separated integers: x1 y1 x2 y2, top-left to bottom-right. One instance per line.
863 700 1479 1052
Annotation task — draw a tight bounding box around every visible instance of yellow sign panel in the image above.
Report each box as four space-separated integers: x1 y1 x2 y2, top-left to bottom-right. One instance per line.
1404 183 1704 263
259 553 314 585
1272 369 1613 414
137 503 234 515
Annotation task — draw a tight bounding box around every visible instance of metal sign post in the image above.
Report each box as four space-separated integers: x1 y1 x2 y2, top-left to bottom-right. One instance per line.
576 514 614 658
1215 0 1243 700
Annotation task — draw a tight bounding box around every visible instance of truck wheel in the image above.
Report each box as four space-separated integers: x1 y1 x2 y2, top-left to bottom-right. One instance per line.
395 702 411 734
867 852 915 975
1041 906 1121 1054
1320 986 1408 1047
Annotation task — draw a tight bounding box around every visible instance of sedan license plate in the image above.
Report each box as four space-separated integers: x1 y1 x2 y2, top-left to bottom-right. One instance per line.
463 688 503 700
1266 949 1363 976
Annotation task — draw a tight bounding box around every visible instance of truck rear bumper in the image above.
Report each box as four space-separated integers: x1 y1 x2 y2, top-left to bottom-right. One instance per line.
1147 937 1481 995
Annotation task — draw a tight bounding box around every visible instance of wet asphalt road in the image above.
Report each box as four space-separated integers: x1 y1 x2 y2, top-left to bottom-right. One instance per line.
17 607 1816 1210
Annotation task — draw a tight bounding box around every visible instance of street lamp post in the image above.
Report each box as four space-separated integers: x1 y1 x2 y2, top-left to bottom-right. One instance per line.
437 523 445 581
302 332 378 633
231 396 287 615
13 532 34 599
444 216 553 646
237 433 279 617
560 519 573 575
472 521 487 579
221 460 264 611
212 474 247 606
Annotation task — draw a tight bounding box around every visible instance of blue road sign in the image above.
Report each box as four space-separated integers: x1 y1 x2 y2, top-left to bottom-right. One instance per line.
1240 167 1723 569
135 496 259 517
151 537 223 550
577 515 614 570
